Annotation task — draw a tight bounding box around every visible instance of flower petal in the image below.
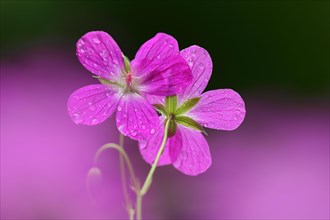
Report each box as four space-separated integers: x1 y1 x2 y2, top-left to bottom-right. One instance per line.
145 94 165 105
188 89 246 130
76 31 125 81
173 126 212 176
116 93 159 140
67 84 121 125
131 33 192 96
178 45 213 102
139 118 182 166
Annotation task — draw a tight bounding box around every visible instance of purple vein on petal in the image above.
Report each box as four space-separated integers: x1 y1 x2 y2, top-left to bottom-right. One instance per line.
181 57 206 101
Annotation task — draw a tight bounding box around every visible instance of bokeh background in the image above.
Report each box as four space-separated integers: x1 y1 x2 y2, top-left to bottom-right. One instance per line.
1 0 329 219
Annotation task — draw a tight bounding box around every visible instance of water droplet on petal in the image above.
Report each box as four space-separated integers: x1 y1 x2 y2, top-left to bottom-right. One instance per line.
117 106 122 111
72 113 82 124
93 37 101 43
150 128 155 134
79 46 87 53
130 130 137 136
91 119 99 125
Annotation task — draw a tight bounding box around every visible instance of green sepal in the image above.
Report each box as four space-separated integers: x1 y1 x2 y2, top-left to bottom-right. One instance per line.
93 76 123 88
123 54 131 73
167 118 177 137
175 97 201 115
165 96 178 113
153 104 168 116
97 77 112 85
175 116 207 135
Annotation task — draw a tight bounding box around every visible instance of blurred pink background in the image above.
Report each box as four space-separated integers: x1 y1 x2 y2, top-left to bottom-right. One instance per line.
1 45 329 219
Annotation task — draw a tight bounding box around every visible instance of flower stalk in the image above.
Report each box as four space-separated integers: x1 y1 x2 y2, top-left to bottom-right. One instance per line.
135 116 172 220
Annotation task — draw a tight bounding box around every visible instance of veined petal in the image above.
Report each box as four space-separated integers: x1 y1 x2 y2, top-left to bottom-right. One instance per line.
178 46 213 102
139 118 182 166
188 89 246 130
76 31 125 81
145 94 166 105
131 33 192 96
67 84 121 125
116 93 159 140
173 126 212 176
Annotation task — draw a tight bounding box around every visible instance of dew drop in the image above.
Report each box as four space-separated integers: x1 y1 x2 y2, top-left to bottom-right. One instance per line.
134 108 138 112
72 113 82 124
117 106 122 111
79 47 86 53
100 50 108 59
150 128 155 134
91 119 99 125
93 37 101 43
130 130 137 136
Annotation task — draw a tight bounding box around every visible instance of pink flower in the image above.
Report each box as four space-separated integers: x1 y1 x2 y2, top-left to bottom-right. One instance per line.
139 46 246 175
67 31 192 140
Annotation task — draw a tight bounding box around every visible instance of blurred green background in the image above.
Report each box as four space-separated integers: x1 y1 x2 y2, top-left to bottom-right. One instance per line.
1 0 329 97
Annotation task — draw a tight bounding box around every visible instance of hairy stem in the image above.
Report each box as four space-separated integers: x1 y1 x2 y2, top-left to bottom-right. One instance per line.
136 117 171 220
93 142 139 219
118 134 135 220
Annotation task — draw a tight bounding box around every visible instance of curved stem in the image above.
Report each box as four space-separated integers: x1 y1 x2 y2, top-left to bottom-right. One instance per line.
93 142 140 201
136 117 171 220
118 134 135 220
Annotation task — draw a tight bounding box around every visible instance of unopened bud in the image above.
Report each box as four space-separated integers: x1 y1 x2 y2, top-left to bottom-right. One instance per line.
86 167 103 197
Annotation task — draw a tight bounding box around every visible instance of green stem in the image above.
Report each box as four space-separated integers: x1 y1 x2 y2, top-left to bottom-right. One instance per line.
136 117 171 220
118 134 135 220
93 142 139 219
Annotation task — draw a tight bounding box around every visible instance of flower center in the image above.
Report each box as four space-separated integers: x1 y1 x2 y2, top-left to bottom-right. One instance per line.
126 73 133 85
123 72 139 93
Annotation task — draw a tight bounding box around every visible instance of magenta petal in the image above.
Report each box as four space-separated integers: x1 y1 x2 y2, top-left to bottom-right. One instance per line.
189 89 246 130
76 31 125 80
67 84 121 125
139 118 182 166
131 33 192 96
145 94 165 105
178 45 213 102
116 93 159 141
173 126 211 176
